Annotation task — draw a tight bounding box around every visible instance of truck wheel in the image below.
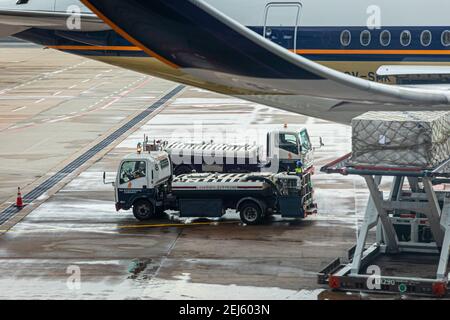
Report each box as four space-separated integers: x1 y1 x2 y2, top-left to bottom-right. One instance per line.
133 199 155 221
174 165 193 176
239 202 263 225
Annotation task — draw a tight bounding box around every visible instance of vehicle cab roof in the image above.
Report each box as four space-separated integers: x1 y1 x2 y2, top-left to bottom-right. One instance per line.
122 151 168 162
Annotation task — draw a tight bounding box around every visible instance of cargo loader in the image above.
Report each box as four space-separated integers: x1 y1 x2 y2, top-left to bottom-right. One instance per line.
318 111 450 298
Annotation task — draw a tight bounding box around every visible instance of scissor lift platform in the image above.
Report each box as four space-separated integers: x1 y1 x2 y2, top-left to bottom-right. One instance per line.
318 154 450 297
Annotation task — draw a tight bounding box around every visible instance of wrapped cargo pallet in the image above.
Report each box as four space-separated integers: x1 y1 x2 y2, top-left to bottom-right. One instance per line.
350 111 450 168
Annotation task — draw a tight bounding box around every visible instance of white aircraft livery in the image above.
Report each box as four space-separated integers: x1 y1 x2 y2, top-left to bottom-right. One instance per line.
2 0 450 123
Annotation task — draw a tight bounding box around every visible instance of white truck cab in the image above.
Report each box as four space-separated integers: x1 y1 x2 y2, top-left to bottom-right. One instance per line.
114 151 171 211
267 128 314 171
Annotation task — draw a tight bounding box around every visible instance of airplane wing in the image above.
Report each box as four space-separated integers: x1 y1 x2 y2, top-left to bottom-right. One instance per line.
79 0 450 109
0 8 110 34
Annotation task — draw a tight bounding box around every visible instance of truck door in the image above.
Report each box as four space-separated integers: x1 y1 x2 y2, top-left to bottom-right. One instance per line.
298 129 313 168
263 2 302 51
279 132 300 155
115 160 149 209
298 129 312 153
268 132 301 171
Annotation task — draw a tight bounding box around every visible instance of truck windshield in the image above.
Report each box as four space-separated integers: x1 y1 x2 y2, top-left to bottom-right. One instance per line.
119 161 146 185
299 130 312 151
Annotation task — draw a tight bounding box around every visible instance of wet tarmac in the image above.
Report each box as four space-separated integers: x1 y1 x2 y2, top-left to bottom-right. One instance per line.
0 47 422 300
0 47 177 205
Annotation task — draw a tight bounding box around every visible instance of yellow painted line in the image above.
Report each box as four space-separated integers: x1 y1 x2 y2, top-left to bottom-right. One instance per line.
118 221 239 229
0 221 239 234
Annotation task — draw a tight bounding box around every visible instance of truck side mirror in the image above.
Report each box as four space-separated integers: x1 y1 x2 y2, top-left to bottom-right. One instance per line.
313 137 325 151
103 172 114 185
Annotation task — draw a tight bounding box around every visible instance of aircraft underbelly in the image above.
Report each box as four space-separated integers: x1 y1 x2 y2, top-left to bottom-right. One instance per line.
85 55 450 124
0 24 27 37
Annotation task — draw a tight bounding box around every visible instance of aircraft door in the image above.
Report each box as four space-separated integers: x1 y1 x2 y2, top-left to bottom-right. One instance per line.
264 2 302 51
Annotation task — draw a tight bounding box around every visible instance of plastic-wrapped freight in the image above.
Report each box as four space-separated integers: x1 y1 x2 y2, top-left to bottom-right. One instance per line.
350 111 450 168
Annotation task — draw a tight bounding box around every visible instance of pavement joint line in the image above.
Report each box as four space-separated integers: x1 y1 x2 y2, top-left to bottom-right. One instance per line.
2 75 152 132
0 84 185 231
0 61 89 96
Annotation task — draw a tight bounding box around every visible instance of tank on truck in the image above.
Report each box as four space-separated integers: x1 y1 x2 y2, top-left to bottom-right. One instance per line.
141 127 321 174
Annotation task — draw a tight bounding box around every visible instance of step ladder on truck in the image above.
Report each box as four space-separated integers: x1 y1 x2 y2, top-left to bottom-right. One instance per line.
318 153 450 298
142 127 318 175
105 149 317 225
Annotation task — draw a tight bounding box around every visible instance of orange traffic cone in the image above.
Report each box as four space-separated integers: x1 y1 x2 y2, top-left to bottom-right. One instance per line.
16 187 23 208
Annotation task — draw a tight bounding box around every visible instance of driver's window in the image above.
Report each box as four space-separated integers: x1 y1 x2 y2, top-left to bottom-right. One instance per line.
119 161 146 185
279 133 299 154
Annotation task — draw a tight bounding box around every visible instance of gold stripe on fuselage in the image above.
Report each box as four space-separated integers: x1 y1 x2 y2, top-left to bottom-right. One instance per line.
47 45 142 51
48 45 450 56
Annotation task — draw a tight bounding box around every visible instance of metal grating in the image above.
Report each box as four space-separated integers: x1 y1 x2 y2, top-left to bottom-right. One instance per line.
0 85 185 225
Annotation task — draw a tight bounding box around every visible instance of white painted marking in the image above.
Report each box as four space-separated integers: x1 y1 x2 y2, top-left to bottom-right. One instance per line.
35 98 45 104
12 106 27 113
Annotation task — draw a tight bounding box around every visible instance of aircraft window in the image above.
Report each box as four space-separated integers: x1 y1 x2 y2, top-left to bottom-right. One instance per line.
420 30 432 47
441 30 450 46
360 30 371 46
340 30 351 47
380 30 391 47
119 161 146 185
400 30 411 47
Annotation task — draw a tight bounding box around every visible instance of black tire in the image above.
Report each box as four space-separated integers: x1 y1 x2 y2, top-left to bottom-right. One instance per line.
239 201 264 225
174 164 194 176
132 199 155 221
